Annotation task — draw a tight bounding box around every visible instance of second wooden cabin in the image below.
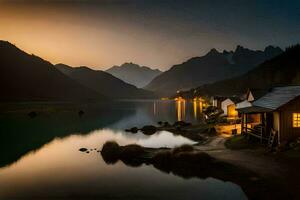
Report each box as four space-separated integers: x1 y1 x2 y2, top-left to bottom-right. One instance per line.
237 86 300 146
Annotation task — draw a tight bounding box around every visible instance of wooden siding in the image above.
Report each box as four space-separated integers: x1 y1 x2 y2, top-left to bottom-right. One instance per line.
278 96 300 144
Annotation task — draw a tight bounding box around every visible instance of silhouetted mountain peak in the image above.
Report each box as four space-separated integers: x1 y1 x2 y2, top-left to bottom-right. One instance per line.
206 48 220 56
146 44 285 96
234 45 253 54
106 62 162 88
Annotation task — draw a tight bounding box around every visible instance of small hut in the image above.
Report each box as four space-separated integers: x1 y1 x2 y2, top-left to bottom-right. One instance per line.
221 97 241 118
237 86 300 146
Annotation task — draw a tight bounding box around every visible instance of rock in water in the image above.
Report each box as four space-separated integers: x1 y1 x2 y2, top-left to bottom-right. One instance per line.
140 125 157 135
125 127 139 133
79 148 88 152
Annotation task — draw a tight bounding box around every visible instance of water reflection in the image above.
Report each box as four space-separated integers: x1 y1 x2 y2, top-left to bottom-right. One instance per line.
0 101 247 200
175 98 205 122
0 129 246 200
176 98 186 121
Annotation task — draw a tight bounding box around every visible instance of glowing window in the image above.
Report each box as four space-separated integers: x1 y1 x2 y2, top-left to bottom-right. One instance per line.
293 113 300 127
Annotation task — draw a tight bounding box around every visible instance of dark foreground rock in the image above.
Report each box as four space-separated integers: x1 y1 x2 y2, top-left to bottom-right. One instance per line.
125 121 209 142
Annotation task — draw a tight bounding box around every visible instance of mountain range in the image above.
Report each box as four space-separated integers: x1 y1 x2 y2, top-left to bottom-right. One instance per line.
55 64 154 99
106 62 162 88
0 41 103 101
145 45 283 96
189 44 300 97
0 41 153 102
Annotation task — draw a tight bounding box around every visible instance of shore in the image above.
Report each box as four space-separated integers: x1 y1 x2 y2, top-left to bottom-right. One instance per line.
109 122 300 199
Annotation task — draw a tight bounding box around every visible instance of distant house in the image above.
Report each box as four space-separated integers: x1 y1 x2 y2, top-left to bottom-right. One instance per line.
211 96 227 109
221 97 241 118
245 88 268 102
237 86 300 146
236 89 268 123
236 88 268 109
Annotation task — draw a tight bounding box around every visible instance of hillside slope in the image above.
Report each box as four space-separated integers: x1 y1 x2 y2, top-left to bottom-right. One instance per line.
193 45 300 97
56 64 154 99
0 41 103 101
145 46 282 96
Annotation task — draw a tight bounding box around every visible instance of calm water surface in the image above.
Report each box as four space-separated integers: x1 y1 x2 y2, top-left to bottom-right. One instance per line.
0 100 247 200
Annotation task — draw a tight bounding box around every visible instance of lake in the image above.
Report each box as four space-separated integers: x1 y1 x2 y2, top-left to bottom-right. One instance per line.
0 100 247 200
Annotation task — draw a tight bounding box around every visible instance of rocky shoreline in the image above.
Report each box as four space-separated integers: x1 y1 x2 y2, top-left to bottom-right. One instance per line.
125 120 216 142
99 141 287 200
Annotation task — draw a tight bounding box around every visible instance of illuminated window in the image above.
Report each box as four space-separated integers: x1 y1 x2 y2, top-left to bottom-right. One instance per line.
293 113 300 127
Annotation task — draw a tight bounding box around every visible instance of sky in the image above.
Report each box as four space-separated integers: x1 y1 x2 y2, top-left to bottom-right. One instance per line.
0 0 299 70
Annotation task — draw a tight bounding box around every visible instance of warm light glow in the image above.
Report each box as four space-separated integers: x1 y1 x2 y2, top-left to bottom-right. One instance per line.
160 97 169 100
227 104 238 118
293 113 300 127
199 101 203 113
176 98 186 121
193 100 197 119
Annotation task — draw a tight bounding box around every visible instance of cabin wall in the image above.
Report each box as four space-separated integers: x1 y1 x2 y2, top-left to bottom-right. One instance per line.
227 104 238 118
278 97 300 144
221 99 234 116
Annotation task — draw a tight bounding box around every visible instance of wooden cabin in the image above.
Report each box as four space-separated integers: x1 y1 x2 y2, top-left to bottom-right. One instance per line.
237 86 300 146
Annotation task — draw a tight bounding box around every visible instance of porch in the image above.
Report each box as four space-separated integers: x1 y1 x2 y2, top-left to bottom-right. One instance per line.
238 106 274 144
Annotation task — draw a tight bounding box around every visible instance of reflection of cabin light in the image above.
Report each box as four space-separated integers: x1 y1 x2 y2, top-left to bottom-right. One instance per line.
193 100 197 118
161 97 169 100
153 102 156 115
199 101 203 112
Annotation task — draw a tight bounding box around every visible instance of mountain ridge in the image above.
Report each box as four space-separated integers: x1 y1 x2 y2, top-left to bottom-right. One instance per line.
0 40 104 102
181 45 300 98
145 45 283 96
106 62 162 88
56 63 154 99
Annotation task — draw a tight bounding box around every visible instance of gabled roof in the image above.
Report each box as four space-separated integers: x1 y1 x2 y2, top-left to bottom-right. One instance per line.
246 88 269 100
253 86 300 110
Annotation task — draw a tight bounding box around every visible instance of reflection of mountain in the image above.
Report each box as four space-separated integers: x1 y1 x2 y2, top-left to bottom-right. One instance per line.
0 105 135 168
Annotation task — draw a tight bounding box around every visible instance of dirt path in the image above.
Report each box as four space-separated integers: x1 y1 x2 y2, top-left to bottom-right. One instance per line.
196 135 286 178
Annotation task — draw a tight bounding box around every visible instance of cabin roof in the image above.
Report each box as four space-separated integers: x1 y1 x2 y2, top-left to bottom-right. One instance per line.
237 106 273 114
252 86 300 110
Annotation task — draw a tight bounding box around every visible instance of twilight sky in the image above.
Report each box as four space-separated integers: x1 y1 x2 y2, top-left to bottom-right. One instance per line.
0 0 299 70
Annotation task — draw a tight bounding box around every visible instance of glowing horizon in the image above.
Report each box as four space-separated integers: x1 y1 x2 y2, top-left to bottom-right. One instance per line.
0 0 299 71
